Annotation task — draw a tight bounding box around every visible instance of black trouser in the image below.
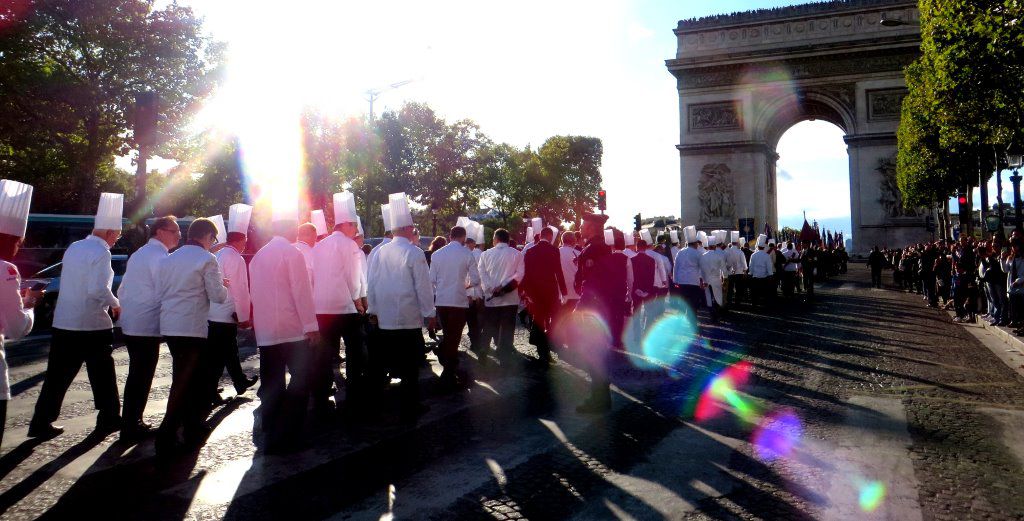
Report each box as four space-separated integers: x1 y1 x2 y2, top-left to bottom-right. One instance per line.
484 305 518 358
370 329 423 414
122 335 161 427
727 274 744 305
31 328 119 429
679 284 704 321
258 340 311 446
207 322 248 396
527 298 557 361
158 336 212 444
871 268 882 288
781 271 796 297
436 307 468 376
316 313 364 405
466 299 484 352
1 399 7 448
803 273 815 301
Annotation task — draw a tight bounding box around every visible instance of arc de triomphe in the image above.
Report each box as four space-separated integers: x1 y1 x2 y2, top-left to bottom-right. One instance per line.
666 0 932 253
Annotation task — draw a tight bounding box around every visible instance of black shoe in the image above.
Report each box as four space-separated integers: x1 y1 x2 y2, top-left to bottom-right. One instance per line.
210 394 229 407
27 423 64 439
183 425 212 448
120 422 156 441
234 375 259 396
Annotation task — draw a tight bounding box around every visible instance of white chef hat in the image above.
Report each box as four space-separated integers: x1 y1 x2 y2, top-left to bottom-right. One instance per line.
547 225 558 239
388 192 413 229
531 218 543 236
730 231 740 244
756 234 768 248
473 222 485 244
697 231 708 245
624 231 635 247
714 230 728 245
0 180 33 238
604 228 615 247
639 229 652 244
94 192 123 230
381 204 392 232
740 237 748 245
707 234 719 247
768 238 776 246
456 216 471 229
310 210 328 236
356 216 364 237
682 225 697 244
670 229 679 244
333 192 358 224
228 203 253 235
525 227 533 242
208 214 226 244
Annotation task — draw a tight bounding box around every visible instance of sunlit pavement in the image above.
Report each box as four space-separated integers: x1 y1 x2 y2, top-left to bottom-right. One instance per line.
3 264 1024 520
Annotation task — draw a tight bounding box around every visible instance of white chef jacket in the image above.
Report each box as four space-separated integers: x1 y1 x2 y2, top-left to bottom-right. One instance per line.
117 239 169 337
725 246 748 275
429 241 481 308
782 248 800 272
559 246 580 299
467 247 484 299
157 244 228 338
311 231 364 315
644 249 670 289
749 249 775 279
671 246 680 261
368 237 391 266
699 249 727 286
250 236 318 346
294 240 315 287
672 247 703 287
366 236 435 329
478 242 524 308
209 245 251 324
52 234 119 331
0 261 33 400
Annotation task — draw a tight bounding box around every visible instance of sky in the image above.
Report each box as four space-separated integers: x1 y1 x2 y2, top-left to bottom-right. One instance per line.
126 0 910 234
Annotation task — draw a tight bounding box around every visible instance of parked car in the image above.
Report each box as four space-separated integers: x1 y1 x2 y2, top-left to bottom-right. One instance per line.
20 255 129 329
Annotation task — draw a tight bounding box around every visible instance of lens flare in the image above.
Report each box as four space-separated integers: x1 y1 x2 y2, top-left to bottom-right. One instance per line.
858 481 886 512
625 296 698 371
693 361 756 422
552 309 612 366
752 409 802 461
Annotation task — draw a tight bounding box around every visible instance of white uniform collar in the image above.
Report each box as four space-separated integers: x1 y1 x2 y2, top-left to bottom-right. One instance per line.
147 238 169 252
86 233 111 250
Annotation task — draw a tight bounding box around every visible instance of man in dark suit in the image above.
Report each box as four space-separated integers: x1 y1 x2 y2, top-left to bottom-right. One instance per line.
521 227 567 365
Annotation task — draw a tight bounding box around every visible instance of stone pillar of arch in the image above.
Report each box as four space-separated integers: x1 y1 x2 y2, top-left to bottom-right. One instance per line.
667 0 932 253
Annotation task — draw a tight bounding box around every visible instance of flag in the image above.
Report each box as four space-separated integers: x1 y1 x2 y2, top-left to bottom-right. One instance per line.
799 219 816 244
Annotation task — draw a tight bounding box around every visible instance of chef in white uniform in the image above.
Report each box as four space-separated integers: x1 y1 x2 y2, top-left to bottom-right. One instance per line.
154 218 228 456
250 200 319 453
294 222 317 287
428 224 480 388
117 214 180 440
30 193 124 439
748 234 775 306
310 192 367 414
699 234 728 321
0 180 37 447
725 231 748 307
464 221 486 353
207 204 258 406
672 225 704 323
367 193 436 421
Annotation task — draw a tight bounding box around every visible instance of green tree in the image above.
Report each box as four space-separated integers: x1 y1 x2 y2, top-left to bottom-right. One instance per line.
0 0 224 213
538 136 603 228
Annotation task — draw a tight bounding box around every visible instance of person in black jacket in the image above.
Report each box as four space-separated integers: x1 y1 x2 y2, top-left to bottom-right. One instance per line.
867 246 886 288
521 227 567 365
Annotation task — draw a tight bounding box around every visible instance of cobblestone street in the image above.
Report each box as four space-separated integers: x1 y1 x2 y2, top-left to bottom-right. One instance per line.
2 263 1024 520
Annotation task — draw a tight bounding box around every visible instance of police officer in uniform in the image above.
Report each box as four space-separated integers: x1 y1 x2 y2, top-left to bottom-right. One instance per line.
573 212 625 414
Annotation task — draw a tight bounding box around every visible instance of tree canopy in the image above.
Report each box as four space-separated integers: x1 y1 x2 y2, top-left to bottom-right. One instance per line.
0 0 224 213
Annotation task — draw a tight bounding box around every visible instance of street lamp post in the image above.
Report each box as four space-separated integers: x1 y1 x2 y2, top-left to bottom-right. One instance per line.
1010 150 1024 231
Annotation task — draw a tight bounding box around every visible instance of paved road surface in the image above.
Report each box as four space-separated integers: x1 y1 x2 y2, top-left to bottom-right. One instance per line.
1 264 1023 520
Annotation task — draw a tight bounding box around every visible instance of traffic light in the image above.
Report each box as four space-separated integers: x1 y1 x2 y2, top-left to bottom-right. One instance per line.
134 91 159 148
597 190 607 211
634 213 642 231
957 192 968 206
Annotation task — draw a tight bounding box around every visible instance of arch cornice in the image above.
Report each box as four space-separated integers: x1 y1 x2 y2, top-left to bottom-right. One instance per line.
754 86 857 148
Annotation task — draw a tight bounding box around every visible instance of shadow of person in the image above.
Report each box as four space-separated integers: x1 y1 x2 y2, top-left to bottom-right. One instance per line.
0 437 45 481
0 430 108 515
33 398 245 520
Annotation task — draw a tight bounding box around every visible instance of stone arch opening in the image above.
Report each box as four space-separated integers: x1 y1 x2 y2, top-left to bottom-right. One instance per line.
775 120 851 243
